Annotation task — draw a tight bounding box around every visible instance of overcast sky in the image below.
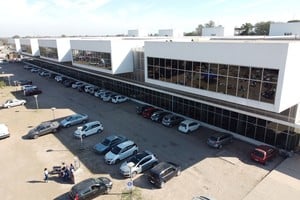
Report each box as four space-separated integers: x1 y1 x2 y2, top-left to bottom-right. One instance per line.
1 0 300 37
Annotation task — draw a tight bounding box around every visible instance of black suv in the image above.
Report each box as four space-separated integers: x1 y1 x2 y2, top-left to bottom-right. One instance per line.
148 161 181 188
69 177 112 200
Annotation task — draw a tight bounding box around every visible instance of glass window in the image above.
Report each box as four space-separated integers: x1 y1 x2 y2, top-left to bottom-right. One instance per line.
186 61 193 71
160 58 165 67
217 76 227 94
248 81 261 101
239 66 250 79
192 72 200 88
227 77 237 96
172 60 178 69
154 58 159 66
263 69 278 82
228 65 238 77
178 60 185 70
237 79 248 98
193 62 201 72
219 64 228 76
166 59 171 68
251 67 263 80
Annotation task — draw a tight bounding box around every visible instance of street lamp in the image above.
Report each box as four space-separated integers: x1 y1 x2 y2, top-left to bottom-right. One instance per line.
33 95 39 110
51 107 56 120
127 162 135 200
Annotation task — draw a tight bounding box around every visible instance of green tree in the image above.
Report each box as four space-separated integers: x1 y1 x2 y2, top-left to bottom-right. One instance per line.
287 20 300 23
12 35 20 38
205 20 215 28
254 21 272 35
239 23 254 35
196 24 204 35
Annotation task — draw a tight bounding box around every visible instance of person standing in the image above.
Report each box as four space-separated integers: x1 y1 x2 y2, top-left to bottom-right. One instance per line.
44 168 48 183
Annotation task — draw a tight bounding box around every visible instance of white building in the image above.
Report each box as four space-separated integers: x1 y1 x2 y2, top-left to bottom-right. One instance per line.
70 38 144 74
20 38 39 56
158 29 183 37
127 29 147 37
38 38 72 62
7 38 21 52
269 22 300 36
202 27 225 36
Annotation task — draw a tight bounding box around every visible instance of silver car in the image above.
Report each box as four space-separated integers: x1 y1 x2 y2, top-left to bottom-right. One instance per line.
207 132 233 149
119 150 158 177
1 99 26 108
60 113 88 128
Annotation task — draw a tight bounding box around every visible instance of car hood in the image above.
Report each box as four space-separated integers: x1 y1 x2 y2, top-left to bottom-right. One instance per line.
94 143 108 153
120 162 133 173
60 119 69 126
105 151 117 160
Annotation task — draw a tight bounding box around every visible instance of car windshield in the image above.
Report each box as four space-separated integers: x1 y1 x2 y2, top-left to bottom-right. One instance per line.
35 124 45 131
81 125 88 131
128 156 139 165
102 138 111 146
111 146 121 154
65 116 73 121
209 136 218 141
253 150 264 158
180 123 187 128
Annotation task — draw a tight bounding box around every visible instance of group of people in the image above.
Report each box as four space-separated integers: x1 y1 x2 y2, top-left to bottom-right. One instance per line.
44 162 76 184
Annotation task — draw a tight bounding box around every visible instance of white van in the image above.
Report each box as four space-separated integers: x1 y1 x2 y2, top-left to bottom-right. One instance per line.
178 119 200 134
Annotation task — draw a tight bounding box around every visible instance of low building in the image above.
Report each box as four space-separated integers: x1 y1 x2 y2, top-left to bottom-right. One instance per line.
269 22 300 36
38 38 72 62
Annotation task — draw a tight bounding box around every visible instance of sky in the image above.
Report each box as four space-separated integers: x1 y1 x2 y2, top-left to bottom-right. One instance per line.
1 0 300 37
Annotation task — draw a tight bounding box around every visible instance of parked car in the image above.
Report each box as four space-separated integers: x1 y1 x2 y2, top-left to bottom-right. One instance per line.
30 68 40 73
162 114 184 127
192 196 216 200
250 145 277 165
55 75 67 83
72 81 85 89
104 140 138 165
111 95 128 103
120 150 158 177
150 111 170 122
84 85 95 93
148 161 181 188
142 107 161 119
24 88 42 96
1 99 26 108
93 135 128 154
0 124 10 139
74 121 103 139
136 105 153 115
207 132 233 149
15 80 32 86
87 86 98 94
25 121 60 139
69 177 113 200
94 89 106 98
102 93 117 102
178 119 200 134
39 71 51 77
60 113 88 128
23 65 33 70
21 85 37 91
62 79 76 87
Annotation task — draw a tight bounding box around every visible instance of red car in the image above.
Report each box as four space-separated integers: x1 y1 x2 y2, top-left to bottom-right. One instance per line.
24 88 42 96
250 145 277 165
142 107 161 119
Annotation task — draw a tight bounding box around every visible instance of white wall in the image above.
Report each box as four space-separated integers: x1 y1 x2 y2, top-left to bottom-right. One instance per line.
56 38 72 62
7 38 21 52
144 40 294 113
269 22 300 36
70 39 111 52
202 27 224 36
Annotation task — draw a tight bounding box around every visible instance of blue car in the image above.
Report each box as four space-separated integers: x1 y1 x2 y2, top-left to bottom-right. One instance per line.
60 113 88 128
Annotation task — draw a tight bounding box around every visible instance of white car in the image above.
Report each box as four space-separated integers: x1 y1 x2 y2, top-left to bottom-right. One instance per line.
104 140 138 165
22 85 37 91
94 89 106 97
30 68 40 73
178 119 201 134
1 99 26 108
72 81 85 89
74 121 103 139
84 85 95 93
111 95 128 103
0 124 10 139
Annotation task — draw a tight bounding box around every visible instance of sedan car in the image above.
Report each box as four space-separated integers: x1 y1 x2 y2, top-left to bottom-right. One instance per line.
24 88 42 96
60 113 88 128
136 105 153 115
30 68 40 73
1 99 26 108
74 121 103 139
104 140 138 165
15 80 33 86
148 161 181 188
93 135 128 154
150 111 170 122
111 95 128 103
162 114 184 127
0 124 10 139
25 121 60 139
71 81 85 89
21 85 37 91
120 150 158 177
207 132 233 149
69 177 113 200
142 107 161 119
250 145 277 165
178 119 200 134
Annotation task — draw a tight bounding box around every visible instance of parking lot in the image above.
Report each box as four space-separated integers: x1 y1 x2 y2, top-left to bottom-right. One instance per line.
0 63 284 200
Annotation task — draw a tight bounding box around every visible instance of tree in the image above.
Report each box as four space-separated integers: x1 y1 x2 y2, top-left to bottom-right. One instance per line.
239 23 254 35
254 21 272 35
205 20 215 28
287 20 300 23
196 24 204 35
12 35 20 38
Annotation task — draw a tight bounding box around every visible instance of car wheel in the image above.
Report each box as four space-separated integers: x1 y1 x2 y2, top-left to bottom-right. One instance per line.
52 129 57 133
82 134 86 139
160 181 165 188
22 102 25 105
66 124 71 128
176 169 181 176
33 134 38 139
115 159 120 164
7 105 10 108
97 129 102 134
82 120 87 124
131 171 137 177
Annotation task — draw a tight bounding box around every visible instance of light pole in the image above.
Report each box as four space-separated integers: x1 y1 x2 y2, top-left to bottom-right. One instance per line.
51 107 56 120
33 95 39 110
127 162 135 200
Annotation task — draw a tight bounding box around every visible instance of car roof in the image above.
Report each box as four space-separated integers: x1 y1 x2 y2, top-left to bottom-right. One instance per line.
181 119 197 124
84 121 100 126
117 140 134 148
150 162 175 174
256 145 274 151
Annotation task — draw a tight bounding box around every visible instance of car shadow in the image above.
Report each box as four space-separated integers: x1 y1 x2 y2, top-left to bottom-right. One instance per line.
27 180 45 184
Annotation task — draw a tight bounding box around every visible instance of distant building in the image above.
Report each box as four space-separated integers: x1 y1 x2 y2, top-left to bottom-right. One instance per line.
38 38 72 62
158 29 183 37
269 22 300 36
202 27 224 36
20 38 39 56
127 29 147 37
7 38 21 52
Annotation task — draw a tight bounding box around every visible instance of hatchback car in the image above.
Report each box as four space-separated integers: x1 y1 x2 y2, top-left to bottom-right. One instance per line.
25 121 60 139
30 68 40 73
148 161 181 188
15 80 32 86
24 88 42 96
0 124 10 139
120 150 158 177
207 132 233 149
93 135 128 154
136 105 153 115
111 95 128 103
162 114 184 127
178 119 201 134
60 113 88 128
21 85 37 91
74 121 103 139
150 111 170 122
69 177 113 200
1 99 26 108
72 81 85 89
142 107 161 119
250 145 277 165
104 140 138 165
